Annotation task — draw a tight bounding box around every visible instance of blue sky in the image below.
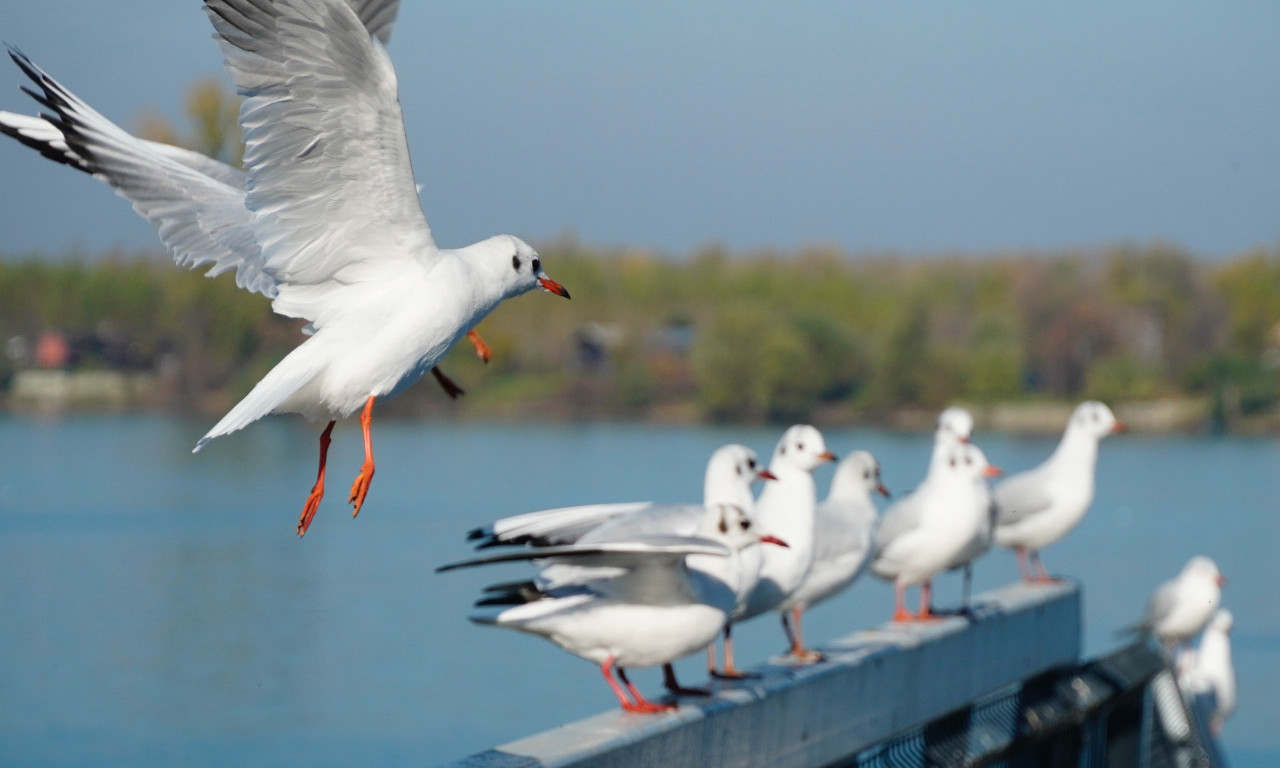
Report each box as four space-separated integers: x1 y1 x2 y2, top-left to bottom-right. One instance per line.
2 1 1279 258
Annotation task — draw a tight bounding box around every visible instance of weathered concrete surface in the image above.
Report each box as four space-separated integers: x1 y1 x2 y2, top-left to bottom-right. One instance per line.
438 581 1081 768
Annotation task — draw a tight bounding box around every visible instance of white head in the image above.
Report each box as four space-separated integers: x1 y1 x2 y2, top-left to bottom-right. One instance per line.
960 443 1002 483
1183 555 1226 589
1066 400 1123 441
770 424 838 474
929 442 969 486
471 234 571 301
937 406 974 444
828 450 890 502
703 444 773 509
698 503 789 552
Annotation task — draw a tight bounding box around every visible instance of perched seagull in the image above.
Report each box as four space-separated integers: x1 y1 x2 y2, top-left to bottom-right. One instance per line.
1130 556 1226 651
1176 609 1236 736
467 444 772 551
777 451 887 656
993 401 1122 581
870 440 995 622
924 405 1002 614
941 443 1001 614
464 443 774 693
0 0 569 536
736 425 837 664
438 504 786 714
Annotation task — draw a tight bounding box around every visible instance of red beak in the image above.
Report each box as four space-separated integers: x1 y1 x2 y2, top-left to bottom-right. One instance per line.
818 451 838 463
1112 420 1126 433
877 483 891 498
757 469 779 481
759 534 789 548
538 276 571 299
1217 574 1228 587
983 465 1003 478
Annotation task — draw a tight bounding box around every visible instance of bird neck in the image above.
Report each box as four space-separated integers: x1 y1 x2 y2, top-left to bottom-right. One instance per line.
1049 426 1099 471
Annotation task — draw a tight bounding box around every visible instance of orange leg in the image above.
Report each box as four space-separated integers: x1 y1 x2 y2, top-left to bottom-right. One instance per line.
348 396 376 518
1016 548 1035 583
1029 551 1059 583
894 581 944 623
616 665 674 713
466 330 492 363
601 656 671 714
710 623 759 679
783 607 824 661
892 582 917 622
297 421 336 538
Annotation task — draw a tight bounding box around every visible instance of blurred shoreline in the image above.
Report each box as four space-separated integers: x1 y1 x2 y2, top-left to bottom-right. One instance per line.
5 375 1272 436
3 242 1279 436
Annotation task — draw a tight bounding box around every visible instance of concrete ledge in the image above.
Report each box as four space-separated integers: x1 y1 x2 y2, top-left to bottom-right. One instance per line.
438 581 1082 768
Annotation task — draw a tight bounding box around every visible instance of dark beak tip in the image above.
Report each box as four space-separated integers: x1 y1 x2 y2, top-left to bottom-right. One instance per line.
538 277 571 299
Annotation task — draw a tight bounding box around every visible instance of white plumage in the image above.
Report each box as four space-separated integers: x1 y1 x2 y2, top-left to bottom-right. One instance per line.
779 451 885 652
993 400 1122 581
1 0 569 535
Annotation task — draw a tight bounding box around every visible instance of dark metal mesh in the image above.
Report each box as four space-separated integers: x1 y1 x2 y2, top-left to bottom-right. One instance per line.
829 643 1225 768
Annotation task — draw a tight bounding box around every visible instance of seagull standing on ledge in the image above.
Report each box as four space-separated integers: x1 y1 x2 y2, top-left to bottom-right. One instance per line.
0 0 569 536
992 401 1122 581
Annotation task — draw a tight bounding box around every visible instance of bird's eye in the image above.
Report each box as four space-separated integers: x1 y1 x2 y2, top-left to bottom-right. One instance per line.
739 518 751 530
949 458 957 468
532 258 541 273
747 458 756 470
511 255 521 272
797 443 805 452
863 470 871 480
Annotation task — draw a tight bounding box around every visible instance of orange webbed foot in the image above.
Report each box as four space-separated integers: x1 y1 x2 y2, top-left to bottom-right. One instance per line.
348 461 374 518
297 488 323 537
466 330 492 364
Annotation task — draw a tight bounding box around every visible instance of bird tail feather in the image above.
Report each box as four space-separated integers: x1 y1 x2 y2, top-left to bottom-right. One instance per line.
193 341 326 452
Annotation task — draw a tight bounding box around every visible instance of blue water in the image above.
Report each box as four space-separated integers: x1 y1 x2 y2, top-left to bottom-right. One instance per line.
0 414 1276 766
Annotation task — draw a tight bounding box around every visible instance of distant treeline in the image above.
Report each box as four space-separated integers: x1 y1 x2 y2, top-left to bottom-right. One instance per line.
2 240 1279 428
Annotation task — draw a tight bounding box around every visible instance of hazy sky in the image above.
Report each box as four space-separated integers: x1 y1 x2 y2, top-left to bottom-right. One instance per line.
2 1 1278 259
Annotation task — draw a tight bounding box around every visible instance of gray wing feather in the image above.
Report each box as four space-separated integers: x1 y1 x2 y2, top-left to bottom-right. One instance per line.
475 502 657 547
438 536 730 573
577 503 705 544
1143 579 1179 630
874 490 927 552
993 467 1054 527
206 0 437 323
348 0 400 43
2 50 276 297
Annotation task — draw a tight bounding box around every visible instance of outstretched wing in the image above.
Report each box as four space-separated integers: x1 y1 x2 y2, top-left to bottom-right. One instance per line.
437 535 730 573
1 50 276 297
467 502 658 549
205 0 437 323
348 0 400 44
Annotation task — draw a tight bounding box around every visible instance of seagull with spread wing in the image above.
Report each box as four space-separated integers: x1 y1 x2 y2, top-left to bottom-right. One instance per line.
0 0 570 536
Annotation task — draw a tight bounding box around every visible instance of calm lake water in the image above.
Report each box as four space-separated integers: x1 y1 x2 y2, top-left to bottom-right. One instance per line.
0 414 1276 766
